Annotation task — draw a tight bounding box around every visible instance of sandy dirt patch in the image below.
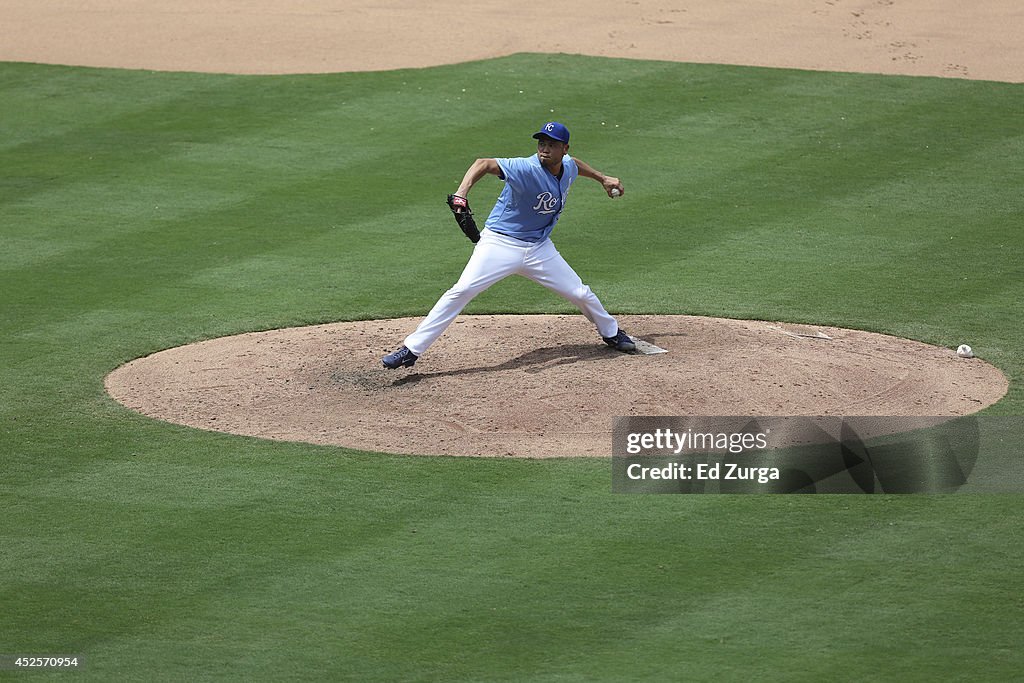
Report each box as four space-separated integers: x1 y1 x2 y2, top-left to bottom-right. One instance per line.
105 315 1008 458
1 0 1021 82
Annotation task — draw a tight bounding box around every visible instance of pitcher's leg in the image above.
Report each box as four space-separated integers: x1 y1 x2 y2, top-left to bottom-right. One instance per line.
524 240 620 339
403 231 523 355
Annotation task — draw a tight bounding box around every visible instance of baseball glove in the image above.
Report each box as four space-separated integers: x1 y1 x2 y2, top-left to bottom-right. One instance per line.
447 194 480 243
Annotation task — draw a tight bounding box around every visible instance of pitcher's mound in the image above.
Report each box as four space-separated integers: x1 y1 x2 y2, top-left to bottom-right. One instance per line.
105 315 1007 457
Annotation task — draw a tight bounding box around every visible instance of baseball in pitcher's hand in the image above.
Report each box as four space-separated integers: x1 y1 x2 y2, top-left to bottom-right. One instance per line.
603 177 624 197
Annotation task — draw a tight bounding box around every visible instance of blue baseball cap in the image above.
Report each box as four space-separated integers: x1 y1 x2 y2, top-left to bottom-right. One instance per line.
532 121 570 144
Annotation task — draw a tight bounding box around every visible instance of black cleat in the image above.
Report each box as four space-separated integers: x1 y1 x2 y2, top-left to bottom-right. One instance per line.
602 329 636 353
382 345 418 369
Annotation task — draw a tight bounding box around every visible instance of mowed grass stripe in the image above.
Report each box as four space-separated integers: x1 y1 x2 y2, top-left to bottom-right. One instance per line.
11 476 1018 679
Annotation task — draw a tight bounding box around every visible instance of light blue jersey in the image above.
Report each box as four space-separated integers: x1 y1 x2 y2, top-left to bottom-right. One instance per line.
485 154 578 243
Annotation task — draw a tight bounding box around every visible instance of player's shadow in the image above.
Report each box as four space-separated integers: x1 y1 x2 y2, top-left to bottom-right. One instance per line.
389 343 614 387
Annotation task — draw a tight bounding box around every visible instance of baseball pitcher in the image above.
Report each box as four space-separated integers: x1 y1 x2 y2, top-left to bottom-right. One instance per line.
382 121 635 369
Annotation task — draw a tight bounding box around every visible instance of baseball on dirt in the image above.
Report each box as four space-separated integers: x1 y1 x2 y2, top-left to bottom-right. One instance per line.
610 188 621 198
956 344 974 358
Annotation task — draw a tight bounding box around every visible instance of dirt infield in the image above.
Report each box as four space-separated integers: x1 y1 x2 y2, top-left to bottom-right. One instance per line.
105 316 1008 457
1 0 1021 82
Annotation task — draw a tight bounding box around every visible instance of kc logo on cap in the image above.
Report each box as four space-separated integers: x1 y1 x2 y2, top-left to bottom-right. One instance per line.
533 121 570 144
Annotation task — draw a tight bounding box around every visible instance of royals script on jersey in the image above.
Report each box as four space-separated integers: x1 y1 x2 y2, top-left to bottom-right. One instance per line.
485 154 578 243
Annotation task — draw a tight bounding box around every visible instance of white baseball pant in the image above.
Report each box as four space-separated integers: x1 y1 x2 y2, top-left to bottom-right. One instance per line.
404 228 620 355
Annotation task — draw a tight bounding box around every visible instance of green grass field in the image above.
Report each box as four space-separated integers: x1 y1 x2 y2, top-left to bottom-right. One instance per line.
2 53 1022 680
